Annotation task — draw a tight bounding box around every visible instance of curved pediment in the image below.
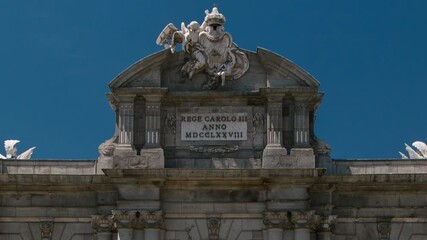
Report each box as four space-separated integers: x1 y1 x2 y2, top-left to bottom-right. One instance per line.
109 47 320 92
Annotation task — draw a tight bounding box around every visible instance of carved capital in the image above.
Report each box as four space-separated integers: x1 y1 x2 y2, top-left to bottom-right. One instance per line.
318 215 337 232
263 211 291 229
112 210 138 229
294 103 307 113
92 215 115 233
140 210 164 229
291 211 319 230
40 222 53 240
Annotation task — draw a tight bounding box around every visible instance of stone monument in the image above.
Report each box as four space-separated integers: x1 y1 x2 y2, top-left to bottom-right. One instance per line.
3 6 427 240
97 6 329 171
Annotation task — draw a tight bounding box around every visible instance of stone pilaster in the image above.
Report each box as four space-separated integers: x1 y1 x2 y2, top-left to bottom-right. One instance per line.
115 95 136 156
291 211 319 240
317 215 337 240
144 101 161 147
289 99 315 168
140 93 165 168
266 100 283 146
262 97 288 168
92 215 115 240
293 101 309 147
111 210 164 240
263 211 291 240
141 210 164 240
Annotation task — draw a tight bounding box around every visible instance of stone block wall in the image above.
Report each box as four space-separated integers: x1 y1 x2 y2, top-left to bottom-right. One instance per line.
1 168 427 239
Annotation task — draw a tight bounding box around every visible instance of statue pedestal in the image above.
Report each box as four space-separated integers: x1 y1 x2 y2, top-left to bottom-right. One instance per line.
262 145 288 168
114 144 137 156
139 148 165 168
262 146 315 168
290 148 315 168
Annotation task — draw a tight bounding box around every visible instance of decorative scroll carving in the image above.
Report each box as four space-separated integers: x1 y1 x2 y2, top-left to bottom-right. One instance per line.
98 133 118 157
189 145 239 153
377 218 391 240
156 6 249 90
40 222 53 240
164 113 177 134
252 113 264 132
263 211 291 229
207 217 221 240
92 215 115 233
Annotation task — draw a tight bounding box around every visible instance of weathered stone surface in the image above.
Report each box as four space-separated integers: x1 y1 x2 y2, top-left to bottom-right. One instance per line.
3 8 427 239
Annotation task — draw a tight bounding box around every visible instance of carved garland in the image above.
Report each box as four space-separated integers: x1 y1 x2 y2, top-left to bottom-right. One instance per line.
189 145 239 153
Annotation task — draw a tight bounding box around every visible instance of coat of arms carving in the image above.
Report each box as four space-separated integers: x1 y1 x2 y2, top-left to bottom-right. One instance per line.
156 6 249 90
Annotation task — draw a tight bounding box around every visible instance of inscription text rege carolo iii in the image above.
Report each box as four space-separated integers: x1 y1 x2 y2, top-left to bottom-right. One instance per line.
181 113 248 141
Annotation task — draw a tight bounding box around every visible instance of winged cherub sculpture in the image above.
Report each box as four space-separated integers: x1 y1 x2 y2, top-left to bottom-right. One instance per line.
0 140 36 159
399 141 427 159
156 6 249 90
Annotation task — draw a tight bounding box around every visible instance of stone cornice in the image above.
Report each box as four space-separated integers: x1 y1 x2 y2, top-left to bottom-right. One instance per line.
111 87 168 96
103 168 325 179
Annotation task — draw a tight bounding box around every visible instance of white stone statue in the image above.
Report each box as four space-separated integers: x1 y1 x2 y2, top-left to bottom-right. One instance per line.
156 6 249 89
399 141 427 159
0 140 36 159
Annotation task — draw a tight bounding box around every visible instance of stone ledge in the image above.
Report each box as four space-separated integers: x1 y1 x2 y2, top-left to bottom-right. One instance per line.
317 174 427 184
333 159 427 174
0 217 92 223
336 217 427 223
103 168 325 179
0 174 110 185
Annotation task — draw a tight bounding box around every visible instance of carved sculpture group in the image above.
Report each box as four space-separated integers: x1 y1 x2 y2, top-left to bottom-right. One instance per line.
399 141 427 159
156 6 249 90
0 139 35 159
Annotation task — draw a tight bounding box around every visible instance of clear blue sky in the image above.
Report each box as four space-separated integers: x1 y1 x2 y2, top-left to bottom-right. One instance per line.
1 1 426 160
